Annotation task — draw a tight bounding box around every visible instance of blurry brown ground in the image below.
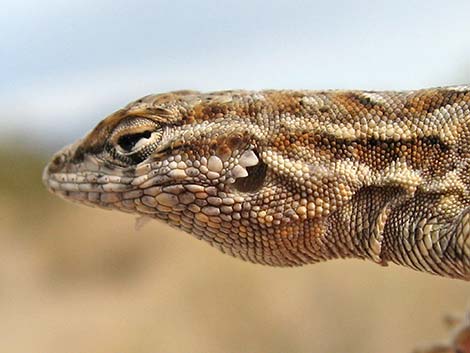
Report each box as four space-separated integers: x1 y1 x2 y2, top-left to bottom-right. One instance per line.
1 147 469 353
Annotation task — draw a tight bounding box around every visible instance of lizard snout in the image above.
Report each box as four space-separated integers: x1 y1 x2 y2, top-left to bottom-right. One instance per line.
47 151 68 174
42 143 76 191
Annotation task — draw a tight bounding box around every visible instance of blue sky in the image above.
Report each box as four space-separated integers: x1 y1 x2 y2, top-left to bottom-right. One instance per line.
3 0 470 151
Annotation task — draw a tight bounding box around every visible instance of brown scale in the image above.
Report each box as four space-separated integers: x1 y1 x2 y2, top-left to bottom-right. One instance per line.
405 89 469 115
343 91 385 111
328 92 389 120
258 91 305 117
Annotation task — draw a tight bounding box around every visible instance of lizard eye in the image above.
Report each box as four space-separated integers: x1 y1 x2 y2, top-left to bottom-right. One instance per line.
117 130 152 152
109 117 164 164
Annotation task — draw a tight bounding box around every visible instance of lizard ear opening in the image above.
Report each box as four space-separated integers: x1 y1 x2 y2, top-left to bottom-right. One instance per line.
232 151 267 193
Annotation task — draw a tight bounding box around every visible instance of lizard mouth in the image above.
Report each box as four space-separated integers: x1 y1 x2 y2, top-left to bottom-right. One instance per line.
43 136 265 220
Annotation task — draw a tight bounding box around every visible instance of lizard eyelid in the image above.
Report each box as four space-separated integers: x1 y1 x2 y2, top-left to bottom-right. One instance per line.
110 117 163 152
109 117 164 164
113 129 163 159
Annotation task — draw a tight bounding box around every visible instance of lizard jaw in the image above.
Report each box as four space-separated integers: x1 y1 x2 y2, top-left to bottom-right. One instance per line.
43 142 259 213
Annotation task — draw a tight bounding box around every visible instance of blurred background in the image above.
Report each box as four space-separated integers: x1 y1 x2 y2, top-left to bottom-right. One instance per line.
2 0 470 352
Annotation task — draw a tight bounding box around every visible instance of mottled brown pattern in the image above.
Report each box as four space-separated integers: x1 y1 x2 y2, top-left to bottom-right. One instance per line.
44 85 470 280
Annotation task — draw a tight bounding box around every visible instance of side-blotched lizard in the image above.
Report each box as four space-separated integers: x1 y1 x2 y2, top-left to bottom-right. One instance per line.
43 86 470 280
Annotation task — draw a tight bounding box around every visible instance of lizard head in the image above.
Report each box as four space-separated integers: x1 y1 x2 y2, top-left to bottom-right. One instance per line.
43 90 326 266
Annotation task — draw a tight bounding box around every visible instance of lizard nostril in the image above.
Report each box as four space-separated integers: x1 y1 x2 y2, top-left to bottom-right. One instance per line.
48 153 67 174
53 154 63 165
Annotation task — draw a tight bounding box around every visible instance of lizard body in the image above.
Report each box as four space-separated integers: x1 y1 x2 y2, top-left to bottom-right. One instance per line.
43 86 470 280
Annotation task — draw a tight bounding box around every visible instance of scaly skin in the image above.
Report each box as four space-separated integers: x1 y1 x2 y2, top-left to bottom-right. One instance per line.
43 86 470 280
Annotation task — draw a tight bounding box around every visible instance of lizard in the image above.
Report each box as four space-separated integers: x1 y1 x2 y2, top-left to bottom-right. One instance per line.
43 86 470 281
